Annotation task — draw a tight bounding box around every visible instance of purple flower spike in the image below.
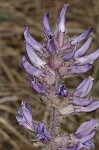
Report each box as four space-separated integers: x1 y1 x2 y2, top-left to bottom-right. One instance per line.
56 84 68 97
16 101 34 130
74 77 94 97
58 4 69 32
25 42 46 69
24 27 44 53
64 49 75 60
71 64 92 74
74 36 93 58
22 56 43 77
43 12 54 37
36 122 51 142
75 49 99 65
29 77 48 94
71 28 93 45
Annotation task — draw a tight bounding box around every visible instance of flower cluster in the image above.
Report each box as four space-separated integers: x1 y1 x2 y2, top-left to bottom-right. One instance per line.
16 4 99 150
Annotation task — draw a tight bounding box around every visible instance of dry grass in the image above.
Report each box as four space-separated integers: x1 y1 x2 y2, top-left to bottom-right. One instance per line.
0 0 99 149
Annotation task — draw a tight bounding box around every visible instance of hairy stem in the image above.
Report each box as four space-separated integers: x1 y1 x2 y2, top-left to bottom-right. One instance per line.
48 105 59 150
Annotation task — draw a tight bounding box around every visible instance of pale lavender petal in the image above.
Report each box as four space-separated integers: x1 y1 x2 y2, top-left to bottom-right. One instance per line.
74 77 94 97
73 97 93 106
46 38 56 54
58 4 69 32
80 101 99 112
43 12 54 37
64 49 75 60
76 119 99 137
74 37 93 58
71 64 92 74
75 49 99 65
71 28 93 45
16 101 33 130
24 27 43 53
29 77 47 94
76 119 94 135
22 56 43 77
26 42 46 69
80 131 96 143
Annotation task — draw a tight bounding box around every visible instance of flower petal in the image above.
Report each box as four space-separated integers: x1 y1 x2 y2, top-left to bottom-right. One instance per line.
16 101 33 130
29 77 47 94
22 56 43 77
80 101 99 112
80 131 96 143
71 28 93 45
64 49 75 60
46 38 56 54
75 119 97 135
73 97 93 106
74 36 93 58
24 27 43 53
43 12 54 37
36 122 51 142
26 42 46 69
74 49 99 65
71 64 92 74
58 4 69 32
84 140 95 149
74 77 94 97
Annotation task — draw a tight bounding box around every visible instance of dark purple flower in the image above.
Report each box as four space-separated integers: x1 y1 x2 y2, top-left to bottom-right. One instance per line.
16 100 36 130
56 83 68 97
29 77 48 94
36 122 51 142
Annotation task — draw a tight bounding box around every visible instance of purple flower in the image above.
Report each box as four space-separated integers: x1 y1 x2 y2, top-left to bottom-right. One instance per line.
16 100 37 131
36 122 51 142
16 101 51 143
24 27 44 53
22 56 44 77
29 77 48 94
56 119 99 150
22 4 99 90
56 83 68 97
59 77 99 116
73 119 99 150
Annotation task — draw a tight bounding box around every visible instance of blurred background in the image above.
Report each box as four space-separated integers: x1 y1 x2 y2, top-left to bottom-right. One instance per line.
0 0 99 149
